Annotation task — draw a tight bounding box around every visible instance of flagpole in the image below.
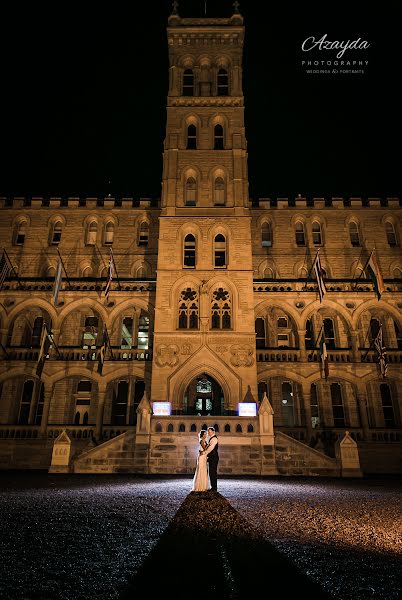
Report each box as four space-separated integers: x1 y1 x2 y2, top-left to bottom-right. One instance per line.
105 324 115 359
57 248 72 290
308 323 324 357
3 248 24 289
47 326 63 359
110 248 122 290
353 248 373 291
303 249 319 291
350 245 365 284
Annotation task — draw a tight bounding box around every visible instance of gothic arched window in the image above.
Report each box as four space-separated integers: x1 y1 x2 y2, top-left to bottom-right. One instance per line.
86 221 98 245
211 288 231 329
385 221 398 246
312 221 322 246
380 383 395 427
214 234 226 268
178 288 199 329
51 221 62 245
183 69 194 96
214 124 224 150
330 383 345 427
183 234 196 268
104 222 114 245
214 177 225 205
262 222 272 247
349 222 360 246
15 221 27 245
185 177 197 206
295 221 305 246
138 222 149 246
323 318 335 349
187 124 197 149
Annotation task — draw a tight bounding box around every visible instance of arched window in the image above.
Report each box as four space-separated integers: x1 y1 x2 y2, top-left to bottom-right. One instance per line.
183 69 194 96
236 424 242 433
138 222 149 246
281 382 295 426
385 222 397 246
167 423 174 432
74 412 81 425
82 316 98 349
51 221 62 245
82 266 92 278
18 380 34 425
83 412 89 425
104 222 114 245
138 313 150 349
214 234 226 268
262 222 272 247
47 265 56 277
330 383 345 427
179 423 185 432
121 317 133 349
224 424 231 432
393 267 402 279
86 221 97 245
217 69 229 95
31 316 44 348
312 221 322 245
211 288 231 329
185 177 197 206
310 383 320 428
323 318 335 349
349 222 360 246
111 380 129 426
298 266 308 279
255 317 266 349
178 288 199 329
370 318 381 343
214 177 225 205
155 422 162 433
183 234 196 268
187 124 197 149
305 318 314 349
264 267 274 278
295 222 305 246
214 124 224 150
15 221 27 245
380 384 395 427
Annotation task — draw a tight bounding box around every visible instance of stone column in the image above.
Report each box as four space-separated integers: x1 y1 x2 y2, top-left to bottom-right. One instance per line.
302 386 313 444
126 377 136 425
39 384 54 437
95 388 107 441
297 329 307 361
350 329 360 362
357 390 370 440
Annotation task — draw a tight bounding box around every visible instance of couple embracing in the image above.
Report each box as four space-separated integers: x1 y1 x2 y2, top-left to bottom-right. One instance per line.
191 426 219 493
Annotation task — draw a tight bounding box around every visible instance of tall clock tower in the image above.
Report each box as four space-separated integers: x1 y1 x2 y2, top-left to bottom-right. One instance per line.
151 4 257 415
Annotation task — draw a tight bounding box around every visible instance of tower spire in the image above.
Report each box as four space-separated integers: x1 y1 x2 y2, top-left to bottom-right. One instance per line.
171 0 179 16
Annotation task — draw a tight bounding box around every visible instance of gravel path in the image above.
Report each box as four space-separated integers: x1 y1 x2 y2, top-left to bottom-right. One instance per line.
0 474 400 600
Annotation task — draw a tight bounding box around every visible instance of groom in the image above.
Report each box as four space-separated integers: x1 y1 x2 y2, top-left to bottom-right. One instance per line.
202 426 219 492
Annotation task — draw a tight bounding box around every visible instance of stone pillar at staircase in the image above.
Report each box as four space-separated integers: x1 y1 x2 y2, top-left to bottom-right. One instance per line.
258 392 278 475
133 390 152 474
335 431 363 477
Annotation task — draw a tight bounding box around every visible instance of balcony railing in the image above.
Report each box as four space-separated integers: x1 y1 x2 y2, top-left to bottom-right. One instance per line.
253 279 402 294
2 346 152 362
256 347 352 363
360 348 402 364
0 276 156 293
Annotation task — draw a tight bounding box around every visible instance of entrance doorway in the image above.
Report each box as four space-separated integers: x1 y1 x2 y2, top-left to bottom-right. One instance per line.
184 374 224 416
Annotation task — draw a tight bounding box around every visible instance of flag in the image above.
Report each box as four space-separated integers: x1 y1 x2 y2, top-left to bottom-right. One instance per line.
319 330 329 380
52 260 63 306
373 324 388 378
366 251 385 300
36 324 52 378
0 251 10 290
104 249 114 298
97 330 108 375
312 252 327 303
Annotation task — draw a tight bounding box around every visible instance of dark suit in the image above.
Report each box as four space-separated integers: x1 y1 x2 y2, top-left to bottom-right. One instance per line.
206 435 219 491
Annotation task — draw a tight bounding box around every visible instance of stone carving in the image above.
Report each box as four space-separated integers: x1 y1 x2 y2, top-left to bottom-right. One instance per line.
181 343 193 355
215 345 228 353
230 344 254 367
155 344 179 367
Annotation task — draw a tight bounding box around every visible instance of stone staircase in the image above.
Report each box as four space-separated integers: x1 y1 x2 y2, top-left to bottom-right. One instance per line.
73 430 138 474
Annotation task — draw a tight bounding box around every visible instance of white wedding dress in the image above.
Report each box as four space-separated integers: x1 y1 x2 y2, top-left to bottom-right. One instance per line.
191 442 211 492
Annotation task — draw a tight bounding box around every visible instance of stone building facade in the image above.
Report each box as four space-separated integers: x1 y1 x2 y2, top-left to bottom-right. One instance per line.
0 7 401 475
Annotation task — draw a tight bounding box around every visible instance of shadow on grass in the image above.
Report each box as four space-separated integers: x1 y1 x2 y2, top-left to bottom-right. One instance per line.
118 491 332 600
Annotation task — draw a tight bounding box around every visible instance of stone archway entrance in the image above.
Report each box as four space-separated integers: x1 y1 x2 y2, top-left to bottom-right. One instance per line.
183 374 224 416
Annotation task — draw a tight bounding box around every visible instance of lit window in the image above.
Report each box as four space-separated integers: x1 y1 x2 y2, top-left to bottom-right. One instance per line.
262 223 272 247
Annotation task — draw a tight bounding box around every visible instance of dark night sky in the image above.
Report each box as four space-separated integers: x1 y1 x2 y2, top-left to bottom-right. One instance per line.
0 1 400 200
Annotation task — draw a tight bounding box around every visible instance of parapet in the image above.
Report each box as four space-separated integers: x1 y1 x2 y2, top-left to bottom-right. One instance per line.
0 197 161 209
253 197 401 209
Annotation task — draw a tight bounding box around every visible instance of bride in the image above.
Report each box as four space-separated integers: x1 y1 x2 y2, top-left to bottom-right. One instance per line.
191 430 211 492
